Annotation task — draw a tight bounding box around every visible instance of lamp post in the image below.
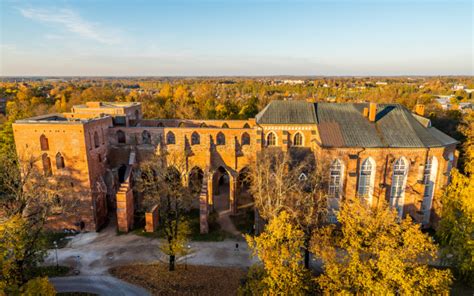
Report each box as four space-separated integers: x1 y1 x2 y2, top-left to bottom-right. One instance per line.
185 244 191 270
53 241 59 270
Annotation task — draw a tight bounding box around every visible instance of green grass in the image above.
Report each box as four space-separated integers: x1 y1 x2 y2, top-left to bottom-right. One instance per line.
42 231 74 249
29 265 71 278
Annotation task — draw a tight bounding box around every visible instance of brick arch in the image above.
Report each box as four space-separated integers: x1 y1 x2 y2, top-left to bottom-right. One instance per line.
216 132 225 145
191 131 200 145
189 166 204 203
42 153 52 176
221 123 229 128
241 132 250 146
40 134 49 151
212 166 231 212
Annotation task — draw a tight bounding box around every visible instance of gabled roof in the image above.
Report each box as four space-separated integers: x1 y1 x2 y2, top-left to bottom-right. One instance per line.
255 100 317 124
255 100 458 148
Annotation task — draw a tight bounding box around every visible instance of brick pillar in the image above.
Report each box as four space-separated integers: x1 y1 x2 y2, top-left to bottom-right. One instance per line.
207 173 214 206
116 182 134 232
229 174 237 214
200 176 209 234
145 205 159 232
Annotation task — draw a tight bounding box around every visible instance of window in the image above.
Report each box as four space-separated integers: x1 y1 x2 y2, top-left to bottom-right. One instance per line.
157 122 164 127
56 152 65 169
422 157 438 225
329 159 344 198
266 132 276 146
40 134 49 151
446 152 454 183
216 132 225 145
166 131 176 145
222 123 229 128
243 123 250 128
117 130 126 144
142 130 151 144
241 132 250 146
191 132 200 145
94 131 100 148
358 158 375 204
178 122 186 127
293 132 303 146
390 157 408 217
42 154 52 176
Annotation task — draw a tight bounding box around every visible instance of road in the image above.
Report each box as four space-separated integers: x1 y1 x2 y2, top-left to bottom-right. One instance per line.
50 275 150 296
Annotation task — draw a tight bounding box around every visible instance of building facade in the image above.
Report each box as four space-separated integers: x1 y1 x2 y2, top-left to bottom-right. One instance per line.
13 101 458 232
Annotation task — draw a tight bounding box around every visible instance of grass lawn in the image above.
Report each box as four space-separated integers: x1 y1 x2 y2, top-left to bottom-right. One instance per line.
110 263 246 295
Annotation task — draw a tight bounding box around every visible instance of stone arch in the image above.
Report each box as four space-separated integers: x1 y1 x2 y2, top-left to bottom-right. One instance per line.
189 166 204 205
94 131 100 148
40 134 49 151
56 152 65 169
166 131 176 145
241 132 250 146
212 166 230 212
191 131 200 145
237 166 253 208
222 123 229 128
266 131 277 146
117 130 126 144
293 132 304 146
216 132 225 145
42 153 52 176
142 130 151 144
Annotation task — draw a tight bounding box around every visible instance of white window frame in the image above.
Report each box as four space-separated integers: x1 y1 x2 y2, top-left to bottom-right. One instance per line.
357 157 376 205
422 157 438 225
266 132 277 146
390 157 409 217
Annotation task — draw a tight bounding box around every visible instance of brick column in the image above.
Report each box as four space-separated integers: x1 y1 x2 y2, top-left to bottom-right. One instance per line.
200 175 209 234
229 174 237 214
116 182 134 232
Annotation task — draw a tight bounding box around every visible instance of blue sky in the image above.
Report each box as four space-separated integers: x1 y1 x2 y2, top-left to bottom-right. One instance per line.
0 0 472 76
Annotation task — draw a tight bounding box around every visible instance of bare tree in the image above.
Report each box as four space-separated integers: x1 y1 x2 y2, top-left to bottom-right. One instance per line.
135 151 192 271
248 148 329 268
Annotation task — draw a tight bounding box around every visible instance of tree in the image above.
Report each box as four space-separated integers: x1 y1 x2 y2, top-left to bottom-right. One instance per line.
245 211 311 295
248 149 327 268
437 169 474 286
135 152 192 271
311 197 452 295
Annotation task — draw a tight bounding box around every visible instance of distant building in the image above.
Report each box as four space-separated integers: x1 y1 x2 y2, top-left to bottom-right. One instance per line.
452 84 466 91
434 95 454 110
376 81 388 86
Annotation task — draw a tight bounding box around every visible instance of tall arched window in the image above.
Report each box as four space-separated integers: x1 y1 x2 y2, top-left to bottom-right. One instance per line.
358 158 376 204
166 131 176 145
266 132 276 146
293 132 303 146
241 132 250 146
216 132 225 145
42 154 52 176
191 132 200 145
446 152 454 183
390 157 408 217
422 157 438 225
142 130 151 144
329 159 344 198
117 130 126 144
222 123 229 128
94 131 100 148
56 152 65 169
40 134 49 151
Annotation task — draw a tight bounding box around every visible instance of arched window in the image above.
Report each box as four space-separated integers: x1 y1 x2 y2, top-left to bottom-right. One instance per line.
167 131 176 145
94 131 100 148
117 130 126 144
329 159 344 198
157 122 164 127
266 132 276 146
40 134 49 151
293 132 303 146
191 132 200 145
222 123 229 128
56 152 65 169
243 123 250 128
216 132 225 145
134 110 140 120
422 157 438 225
446 152 454 183
142 130 151 144
390 157 408 217
199 122 207 127
241 132 250 146
42 154 52 176
358 158 375 204
178 122 186 127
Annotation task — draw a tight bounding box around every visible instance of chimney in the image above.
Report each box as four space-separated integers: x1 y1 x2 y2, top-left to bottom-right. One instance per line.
363 107 369 118
414 104 425 116
369 103 377 122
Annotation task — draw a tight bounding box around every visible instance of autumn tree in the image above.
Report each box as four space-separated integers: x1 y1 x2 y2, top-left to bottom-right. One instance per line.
135 152 192 271
248 149 328 268
311 197 452 294
243 211 311 295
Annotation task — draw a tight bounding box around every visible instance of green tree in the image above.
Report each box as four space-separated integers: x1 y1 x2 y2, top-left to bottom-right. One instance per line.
312 198 452 295
245 211 311 295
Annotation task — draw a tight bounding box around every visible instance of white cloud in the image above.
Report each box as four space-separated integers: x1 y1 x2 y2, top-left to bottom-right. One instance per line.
18 7 120 45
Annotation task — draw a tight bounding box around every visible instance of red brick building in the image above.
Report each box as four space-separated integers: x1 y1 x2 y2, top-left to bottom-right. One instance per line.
13 101 458 232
